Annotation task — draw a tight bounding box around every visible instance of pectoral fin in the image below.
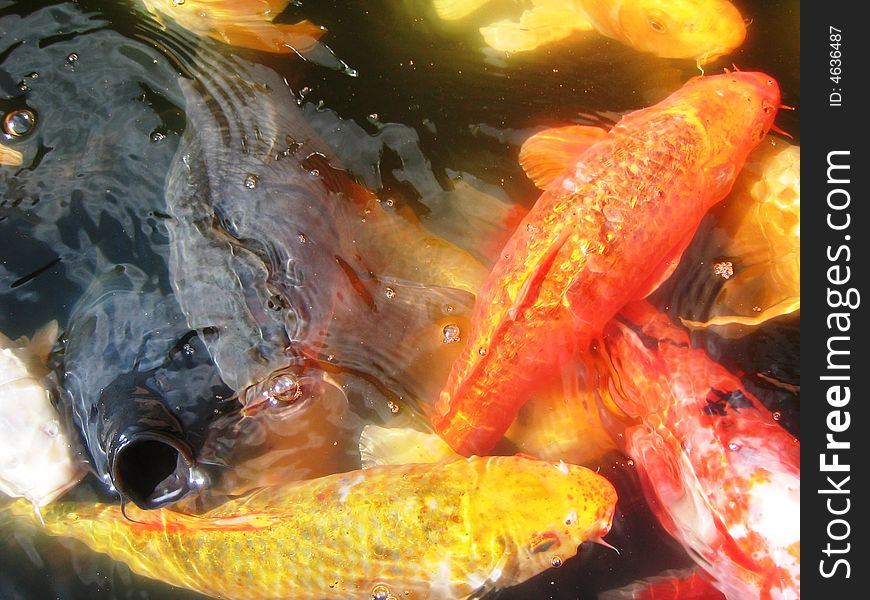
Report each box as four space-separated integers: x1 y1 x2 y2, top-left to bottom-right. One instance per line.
215 19 325 55
480 5 595 53
519 125 609 189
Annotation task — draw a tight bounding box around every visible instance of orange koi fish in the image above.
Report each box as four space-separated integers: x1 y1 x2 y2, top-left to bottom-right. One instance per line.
601 300 799 600
8 455 617 599
432 72 781 456
140 0 326 56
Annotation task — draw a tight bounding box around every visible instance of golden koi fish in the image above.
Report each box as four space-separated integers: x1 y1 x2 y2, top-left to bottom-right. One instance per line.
9 456 617 599
680 137 800 336
434 0 746 63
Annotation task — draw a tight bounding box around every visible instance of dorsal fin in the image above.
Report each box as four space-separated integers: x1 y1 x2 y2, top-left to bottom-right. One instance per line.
519 124 609 189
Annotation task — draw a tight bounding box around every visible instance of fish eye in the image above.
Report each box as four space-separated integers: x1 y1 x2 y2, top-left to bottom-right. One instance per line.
648 18 667 34
529 531 560 554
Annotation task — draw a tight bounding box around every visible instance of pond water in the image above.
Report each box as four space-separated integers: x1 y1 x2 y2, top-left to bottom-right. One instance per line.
1 0 799 598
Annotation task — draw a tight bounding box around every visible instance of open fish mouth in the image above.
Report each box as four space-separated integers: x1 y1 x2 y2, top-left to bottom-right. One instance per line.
111 432 196 510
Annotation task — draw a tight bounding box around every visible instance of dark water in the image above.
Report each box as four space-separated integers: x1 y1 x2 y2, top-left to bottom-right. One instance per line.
1 0 799 598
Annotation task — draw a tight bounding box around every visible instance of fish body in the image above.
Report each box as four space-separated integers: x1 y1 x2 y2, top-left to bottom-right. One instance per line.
602 301 799 599
9 455 617 600
433 72 781 456
0 322 85 509
165 49 474 419
436 0 746 63
140 0 325 55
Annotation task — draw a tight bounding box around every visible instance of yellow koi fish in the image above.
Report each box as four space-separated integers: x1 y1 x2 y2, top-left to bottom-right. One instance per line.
680 138 800 336
9 456 617 599
435 0 746 63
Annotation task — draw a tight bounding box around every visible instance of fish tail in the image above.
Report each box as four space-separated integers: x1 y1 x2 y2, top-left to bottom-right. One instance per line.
215 19 326 55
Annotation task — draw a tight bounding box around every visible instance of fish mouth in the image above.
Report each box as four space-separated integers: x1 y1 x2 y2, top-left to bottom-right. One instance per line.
111 433 196 510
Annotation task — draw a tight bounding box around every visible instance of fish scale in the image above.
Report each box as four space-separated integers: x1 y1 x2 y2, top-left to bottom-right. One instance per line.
8 455 617 600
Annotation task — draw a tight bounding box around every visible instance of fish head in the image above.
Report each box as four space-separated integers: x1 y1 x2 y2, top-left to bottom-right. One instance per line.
676 72 781 197
614 0 746 63
473 456 617 581
96 372 199 510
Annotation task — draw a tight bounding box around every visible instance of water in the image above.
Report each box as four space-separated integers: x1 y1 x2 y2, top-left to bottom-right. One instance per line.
1 0 799 598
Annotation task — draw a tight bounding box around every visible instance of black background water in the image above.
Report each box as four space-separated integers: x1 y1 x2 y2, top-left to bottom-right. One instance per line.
1 0 799 598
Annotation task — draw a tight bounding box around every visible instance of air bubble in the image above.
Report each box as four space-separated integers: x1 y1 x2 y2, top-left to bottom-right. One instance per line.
244 174 259 189
773 411 782 422
66 52 79 63
387 400 400 414
384 287 396 299
372 584 391 600
150 130 166 143
478 347 488 357
42 420 59 438
442 323 461 344
551 556 563 568
3 109 36 137
269 375 301 403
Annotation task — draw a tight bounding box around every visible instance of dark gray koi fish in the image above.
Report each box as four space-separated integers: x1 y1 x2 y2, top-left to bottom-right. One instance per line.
164 45 476 419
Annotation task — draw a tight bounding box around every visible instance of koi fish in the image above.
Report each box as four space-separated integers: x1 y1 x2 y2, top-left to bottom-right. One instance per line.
601 300 799 599
140 0 325 56
680 137 800 336
8 455 617 599
432 72 781 456
434 0 746 64
164 46 475 425
0 322 85 510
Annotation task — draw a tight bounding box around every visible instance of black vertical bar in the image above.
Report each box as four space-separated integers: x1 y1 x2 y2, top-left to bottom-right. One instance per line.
802 3 867 597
